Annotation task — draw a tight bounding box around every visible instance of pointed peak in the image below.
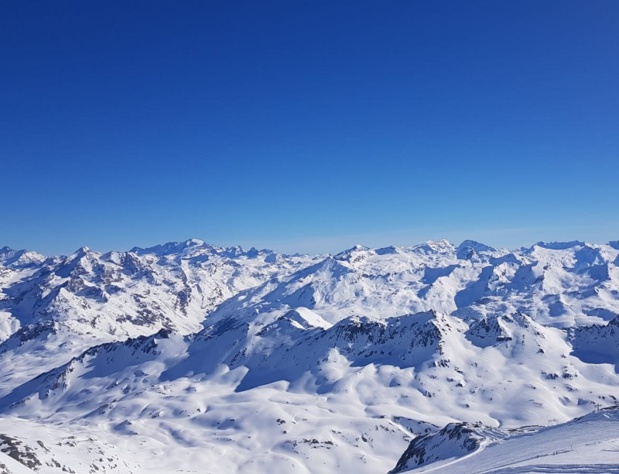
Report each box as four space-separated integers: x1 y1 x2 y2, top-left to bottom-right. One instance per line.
69 246 91 258
0 247 23 263
334 244 371 261
0 247 46 268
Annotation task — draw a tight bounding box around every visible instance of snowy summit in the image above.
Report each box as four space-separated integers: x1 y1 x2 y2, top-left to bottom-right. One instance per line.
0 239 618 473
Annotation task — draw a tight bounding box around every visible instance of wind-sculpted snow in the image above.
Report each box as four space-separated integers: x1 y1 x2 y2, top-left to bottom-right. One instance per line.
0 239 619 473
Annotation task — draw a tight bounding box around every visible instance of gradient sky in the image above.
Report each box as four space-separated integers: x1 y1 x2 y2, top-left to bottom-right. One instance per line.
2 1 619 255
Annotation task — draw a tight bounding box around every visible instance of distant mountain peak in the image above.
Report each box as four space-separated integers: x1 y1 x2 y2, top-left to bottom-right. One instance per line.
0 246 46 268
413 239 455 254
185 238 205 246
457 239 495 251
534 240 586 250
70 246 91 257
456 240 499 260
333 244 371 262
1 237 619 474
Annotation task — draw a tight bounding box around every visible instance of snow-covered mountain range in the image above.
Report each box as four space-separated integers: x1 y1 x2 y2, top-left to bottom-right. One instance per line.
0 239 618 473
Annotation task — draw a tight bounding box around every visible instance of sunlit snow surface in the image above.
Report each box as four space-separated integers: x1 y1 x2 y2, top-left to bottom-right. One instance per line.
392 408 619 473
0 239 618 473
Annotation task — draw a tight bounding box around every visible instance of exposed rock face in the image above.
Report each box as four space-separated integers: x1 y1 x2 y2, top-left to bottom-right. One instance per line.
389 422 487 473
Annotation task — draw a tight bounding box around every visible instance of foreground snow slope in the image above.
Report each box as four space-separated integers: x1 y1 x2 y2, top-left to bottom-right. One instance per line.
392 408 619 473
0 239 618 473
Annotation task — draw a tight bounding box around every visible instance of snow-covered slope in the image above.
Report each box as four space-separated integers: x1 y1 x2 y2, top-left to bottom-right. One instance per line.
206 239 619 329
0 239 618 473
391 407 619 473
0 416 142 473
0 240 313 342
0 240 316 396
389 422 495 473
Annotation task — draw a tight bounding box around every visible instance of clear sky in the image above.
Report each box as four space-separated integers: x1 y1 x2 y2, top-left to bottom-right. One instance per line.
2 1 618 255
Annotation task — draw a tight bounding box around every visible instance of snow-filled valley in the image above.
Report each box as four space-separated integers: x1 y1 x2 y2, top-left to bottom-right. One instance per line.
1 239 619 473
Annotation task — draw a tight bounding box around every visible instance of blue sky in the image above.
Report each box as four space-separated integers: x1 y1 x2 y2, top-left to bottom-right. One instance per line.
2 1 618 255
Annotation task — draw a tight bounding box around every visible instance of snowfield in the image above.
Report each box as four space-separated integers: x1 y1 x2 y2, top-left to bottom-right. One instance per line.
0 239 618 473
391 408 619 473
